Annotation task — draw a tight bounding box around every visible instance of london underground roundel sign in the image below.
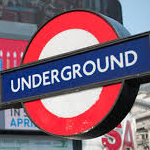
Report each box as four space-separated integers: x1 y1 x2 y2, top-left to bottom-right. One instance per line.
22 10 139 139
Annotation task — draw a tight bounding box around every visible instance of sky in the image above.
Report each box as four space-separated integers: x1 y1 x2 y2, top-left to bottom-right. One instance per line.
119 0 150 35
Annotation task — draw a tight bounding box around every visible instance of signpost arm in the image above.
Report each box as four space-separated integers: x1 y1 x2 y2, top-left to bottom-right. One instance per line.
0 31 150 110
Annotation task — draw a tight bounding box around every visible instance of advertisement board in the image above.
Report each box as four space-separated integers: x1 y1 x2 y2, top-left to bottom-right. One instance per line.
4 108 38 130
0 38 28 70
0 37 36 130
82 114 137 150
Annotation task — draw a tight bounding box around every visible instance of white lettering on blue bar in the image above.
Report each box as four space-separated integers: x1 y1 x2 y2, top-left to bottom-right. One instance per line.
10 50 137 93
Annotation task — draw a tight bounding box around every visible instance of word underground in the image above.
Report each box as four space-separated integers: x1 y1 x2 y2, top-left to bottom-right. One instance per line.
11 50 137 93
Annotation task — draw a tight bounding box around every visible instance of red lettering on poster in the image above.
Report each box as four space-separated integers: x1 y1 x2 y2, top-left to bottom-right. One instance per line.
102 129 122 150
122 121 135 150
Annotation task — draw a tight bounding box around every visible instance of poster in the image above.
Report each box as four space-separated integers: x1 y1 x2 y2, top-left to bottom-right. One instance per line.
0 38 38 130
5 108 38 130
0 38 28 70
82 114 137 150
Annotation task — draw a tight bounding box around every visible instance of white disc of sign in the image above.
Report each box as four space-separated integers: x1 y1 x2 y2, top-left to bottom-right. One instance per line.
22 10 139 139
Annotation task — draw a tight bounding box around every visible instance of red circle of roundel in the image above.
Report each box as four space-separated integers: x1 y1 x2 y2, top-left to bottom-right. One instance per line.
22 10 123 137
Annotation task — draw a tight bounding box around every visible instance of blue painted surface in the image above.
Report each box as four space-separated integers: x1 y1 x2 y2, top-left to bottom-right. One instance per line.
1 36 150 103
